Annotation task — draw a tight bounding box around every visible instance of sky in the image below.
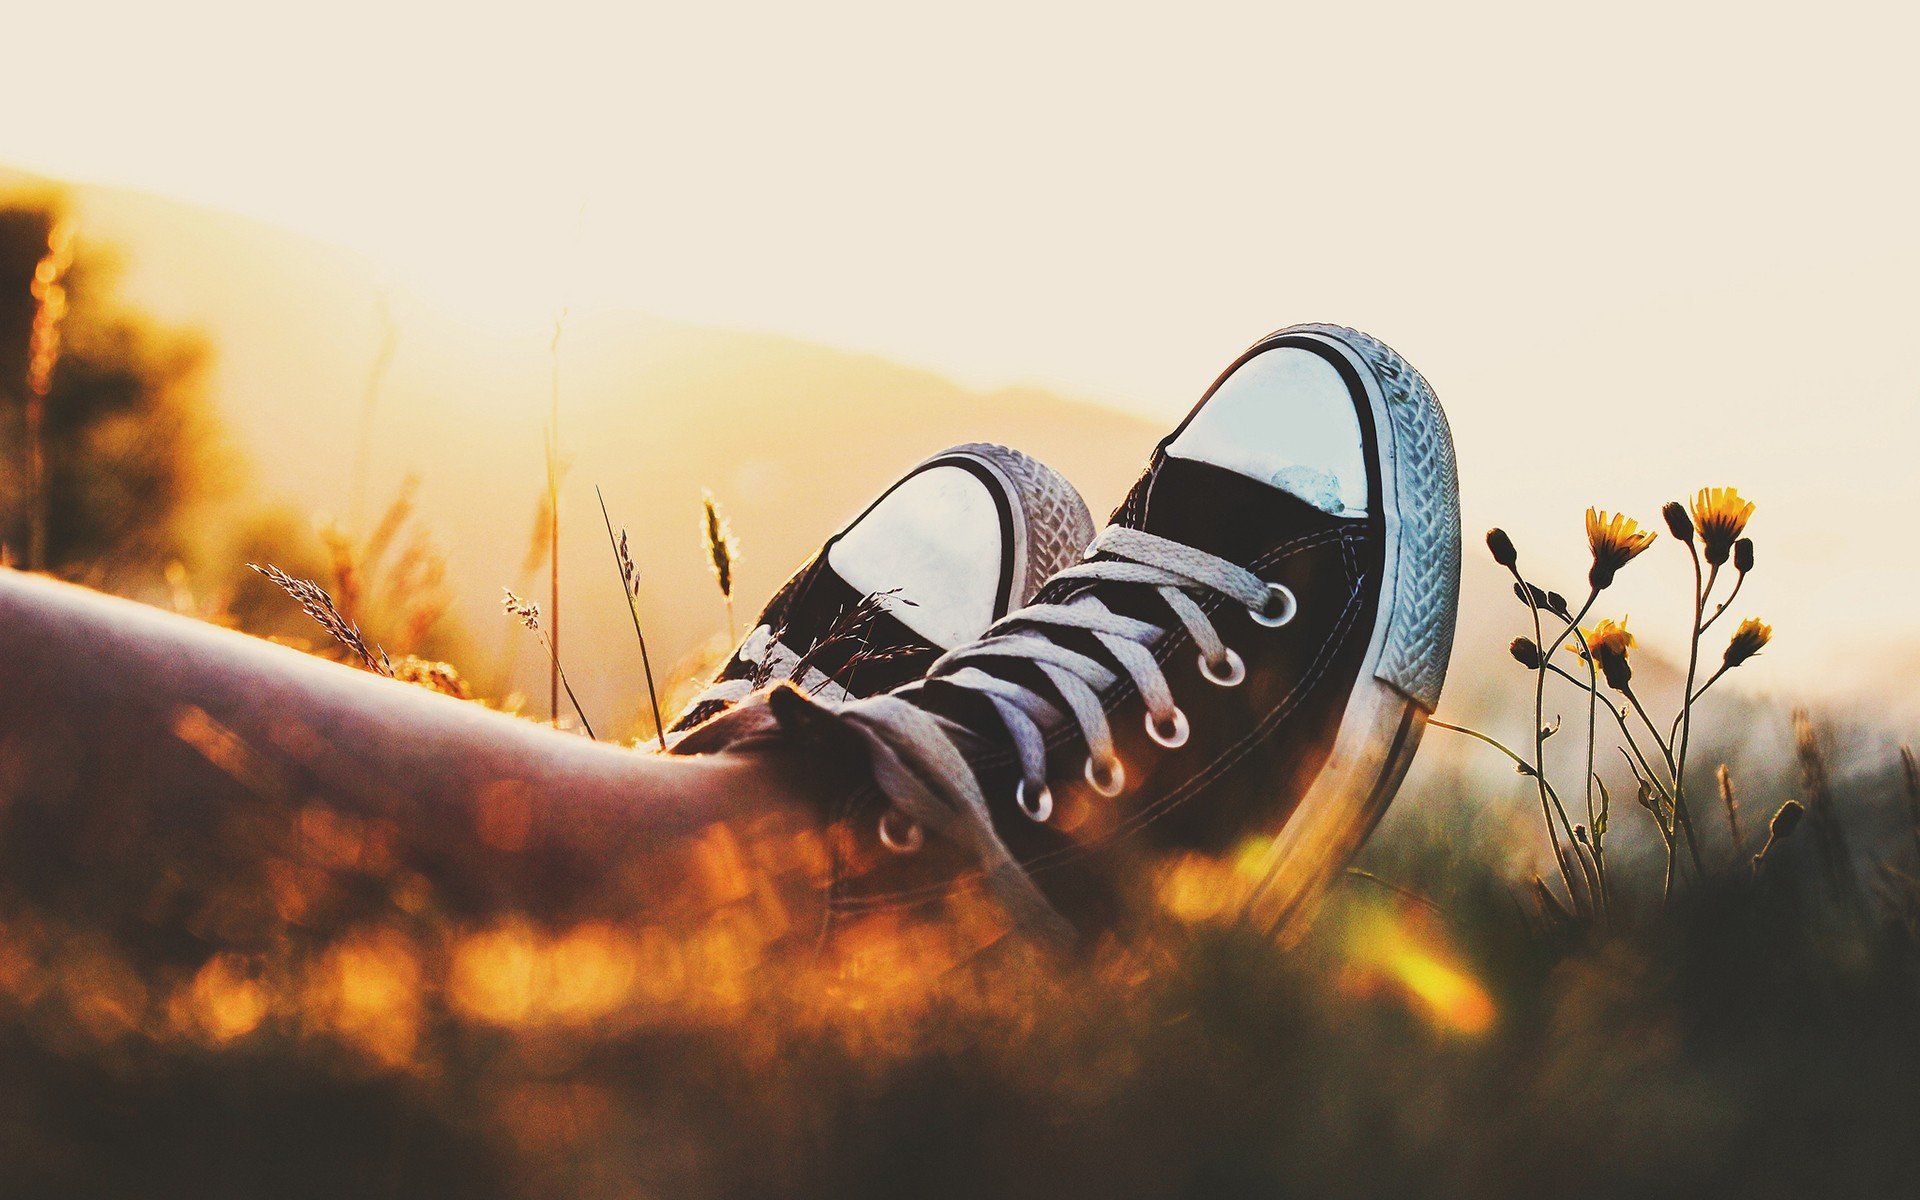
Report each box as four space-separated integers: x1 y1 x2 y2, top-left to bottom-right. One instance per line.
5 0 1920 700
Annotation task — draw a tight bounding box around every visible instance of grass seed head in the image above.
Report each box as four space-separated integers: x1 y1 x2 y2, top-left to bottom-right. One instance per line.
702 490 737 600
502 588 541 631
250 563 390 674
616 529 638 596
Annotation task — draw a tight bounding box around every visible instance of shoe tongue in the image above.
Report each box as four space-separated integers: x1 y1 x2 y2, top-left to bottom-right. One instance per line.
1122 454 1346 566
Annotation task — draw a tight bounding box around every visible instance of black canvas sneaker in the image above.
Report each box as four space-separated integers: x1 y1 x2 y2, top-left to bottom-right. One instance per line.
670 444 1095 737
788 325 1461 944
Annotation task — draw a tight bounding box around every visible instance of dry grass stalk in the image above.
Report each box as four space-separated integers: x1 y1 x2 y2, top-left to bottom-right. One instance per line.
347 292 397 534
358 474 418 577
1718 763 1744 863
387 529 450 652
24 216 75 570
314 476 449 657
597 487 667 751
544 311 567 728
502 589 595 740
319 523 364 624
480 487 555 700
786 590 920 695
1902 746 1920 866
249 563 391 675
1793 712 1857 900
1753 800 1805 877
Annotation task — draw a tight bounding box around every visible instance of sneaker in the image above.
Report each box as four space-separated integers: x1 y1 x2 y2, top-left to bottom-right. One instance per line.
670 443 1095 736
801 324 1461 944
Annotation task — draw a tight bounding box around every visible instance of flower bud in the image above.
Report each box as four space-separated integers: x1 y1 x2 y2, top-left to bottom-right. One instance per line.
1723 617 1772 668
1575 618 1636 692
1734 537 1754 574
1486 528 1518 569
1509 637 1543 669
1663 501 1694 542
1597 648 1633 692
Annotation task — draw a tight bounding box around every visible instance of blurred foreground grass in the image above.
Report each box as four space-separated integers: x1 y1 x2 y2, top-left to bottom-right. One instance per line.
4 764 1918 1200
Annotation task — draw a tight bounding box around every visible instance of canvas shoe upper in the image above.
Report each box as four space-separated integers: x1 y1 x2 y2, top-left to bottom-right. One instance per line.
795 325 1461 944
670 443 1094 737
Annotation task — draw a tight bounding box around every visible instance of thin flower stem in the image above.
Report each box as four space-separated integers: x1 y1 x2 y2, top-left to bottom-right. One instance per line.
1625 677 1701 897
1623 685 1676 771
1515 571 1590 914
1669 553 1716 890
1536 587 1611 911
1430 715 1595 907
1699 569 1745 636
1593 773 1615 913
1430 718 1559 794
1344 868 1444 916
1686 662 1734 708
1669 655 1737 747
1615 745 1662 815
1545 661 1677 832
1574 626 1608 921
1616 748 1679 868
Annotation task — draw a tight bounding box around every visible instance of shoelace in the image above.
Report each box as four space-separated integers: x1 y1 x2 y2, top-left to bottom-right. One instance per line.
808 526 1296 938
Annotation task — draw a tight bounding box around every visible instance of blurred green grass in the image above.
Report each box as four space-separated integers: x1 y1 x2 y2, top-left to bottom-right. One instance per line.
4 748 1919 1200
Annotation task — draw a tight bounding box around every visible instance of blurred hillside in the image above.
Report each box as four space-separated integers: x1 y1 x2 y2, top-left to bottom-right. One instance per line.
0 168 1162 729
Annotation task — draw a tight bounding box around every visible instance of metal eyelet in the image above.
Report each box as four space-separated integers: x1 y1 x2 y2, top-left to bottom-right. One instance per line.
1250 581 1298 627
1016 778 1054 823
1145 706 1190 749
877 809 924 854
1199 647 1246 687
1084 754 1125 798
